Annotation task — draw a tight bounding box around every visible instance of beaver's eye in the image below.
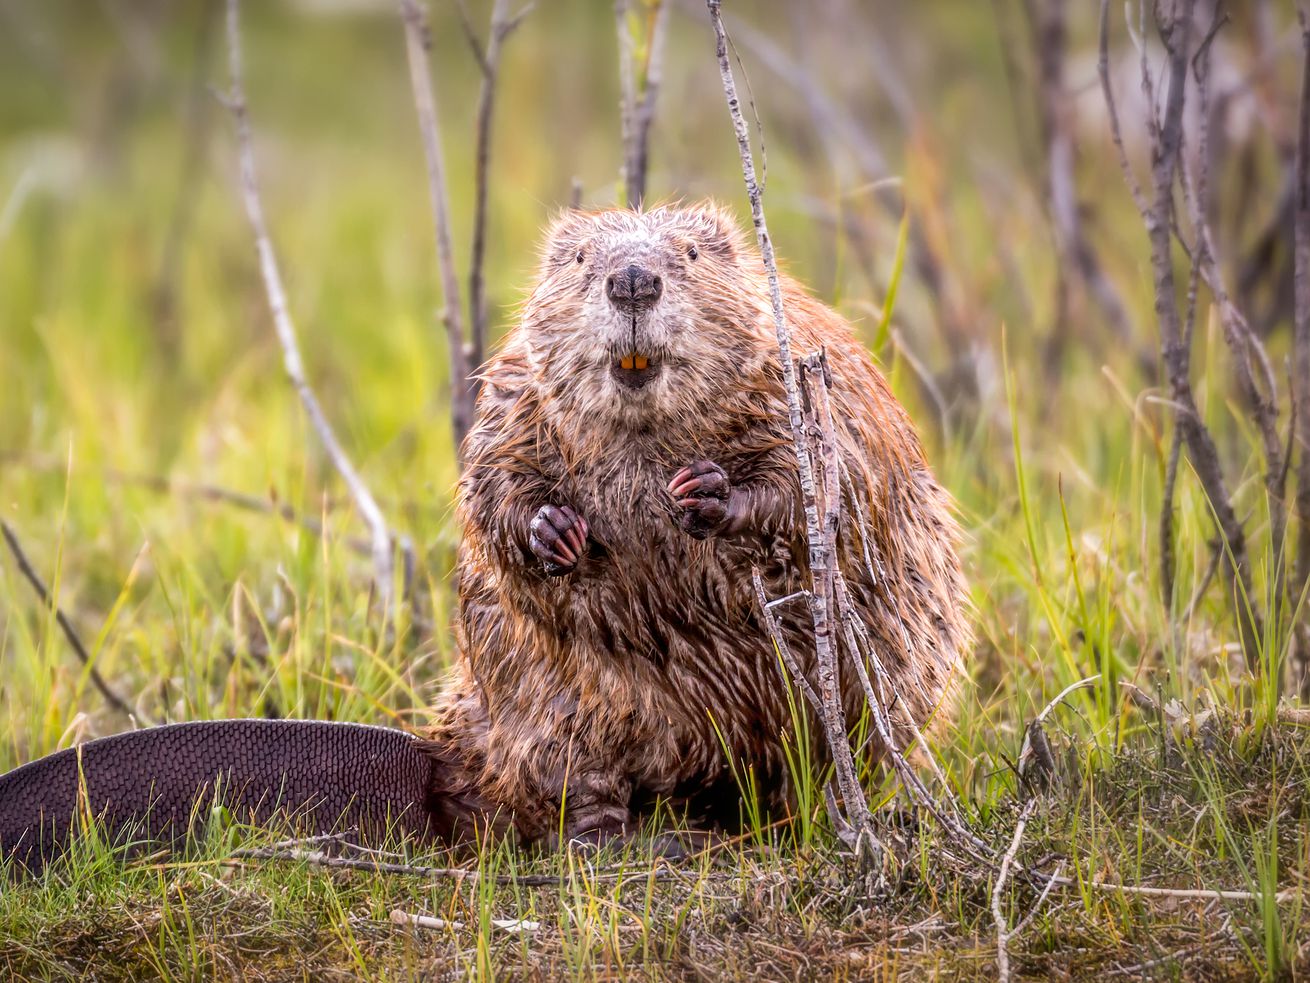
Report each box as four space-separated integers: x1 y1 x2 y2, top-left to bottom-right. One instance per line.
688 244 699 261
575 250 585 264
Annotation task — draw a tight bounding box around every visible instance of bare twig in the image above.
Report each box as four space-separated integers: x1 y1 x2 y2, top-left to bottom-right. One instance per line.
1097 0 1149 218
1 520 144 723
0 453 376 555
709 0 874 855
993 797 1036 983
223 0 406 610
995 675 1099 980
1021 0 1143 379
752 569 821 711
398 0 477 460
890 328 952 446
228 845 680 887
703 4 969 364
616 0 667 208
1100 0 1263 668
833 573 992 859
1181 539 1224 625
389 908 539 933
1295 11 1310 694
1048 872 1298 904
1181 13 1288 621
462 0 532 372
615 0 636 203
1162 160 1206 613
1010 859 1064 938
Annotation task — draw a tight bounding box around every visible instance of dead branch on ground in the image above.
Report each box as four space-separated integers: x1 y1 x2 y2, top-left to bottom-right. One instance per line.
222 0 410 612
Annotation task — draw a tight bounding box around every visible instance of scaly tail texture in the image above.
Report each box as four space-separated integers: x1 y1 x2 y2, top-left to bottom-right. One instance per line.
0 720 439 872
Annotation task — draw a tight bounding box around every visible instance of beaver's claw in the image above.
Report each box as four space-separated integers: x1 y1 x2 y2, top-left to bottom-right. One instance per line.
530 505 589 575
669 460 732 539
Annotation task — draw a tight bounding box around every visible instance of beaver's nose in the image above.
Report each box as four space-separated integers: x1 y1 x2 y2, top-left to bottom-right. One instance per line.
606 264 663 311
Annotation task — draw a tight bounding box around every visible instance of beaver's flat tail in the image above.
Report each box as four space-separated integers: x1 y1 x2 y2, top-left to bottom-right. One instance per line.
0 719 438 871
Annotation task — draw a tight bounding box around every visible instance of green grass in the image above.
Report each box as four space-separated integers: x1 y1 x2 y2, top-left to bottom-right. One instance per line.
2 1 1310 979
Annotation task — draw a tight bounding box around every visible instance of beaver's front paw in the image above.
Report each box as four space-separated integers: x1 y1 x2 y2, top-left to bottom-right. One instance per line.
669 460 732 539
529 505 589 576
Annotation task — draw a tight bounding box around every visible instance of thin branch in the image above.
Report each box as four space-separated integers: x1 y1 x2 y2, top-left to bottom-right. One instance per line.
1160 425 1182 608
223 0 405 611
1180 539 1224 624
995 674 1102 980
466 0 532 373
1101 0 1262 668
695 1 970 363
1010 860 1065 938
0 454 379 555
617 0 667 208
1 520 144 723
993 797 1036 983
1098 0 1149 219
636 0 667 207
1024 0 1142 375
1047 871 1298 904
398 0 477 461
708 0 874 856
228 845 681 887
1181 12 1287 617
389 908 540 933
1295 10 1310 693
833 573 994 863
615 0 636 204
752 569 821 711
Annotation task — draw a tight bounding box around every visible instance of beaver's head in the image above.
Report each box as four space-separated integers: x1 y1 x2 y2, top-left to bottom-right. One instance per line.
520 203 770 430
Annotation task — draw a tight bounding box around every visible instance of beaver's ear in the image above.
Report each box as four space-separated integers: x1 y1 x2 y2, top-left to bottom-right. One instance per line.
682 201 744 261
539 208 591 269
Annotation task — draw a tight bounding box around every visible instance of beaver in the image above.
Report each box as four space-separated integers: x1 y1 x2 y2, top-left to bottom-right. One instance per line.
0 202 968 867
423 201 969 845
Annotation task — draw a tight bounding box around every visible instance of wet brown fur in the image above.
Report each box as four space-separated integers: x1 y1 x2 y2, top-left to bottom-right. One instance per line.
424 202 970 844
